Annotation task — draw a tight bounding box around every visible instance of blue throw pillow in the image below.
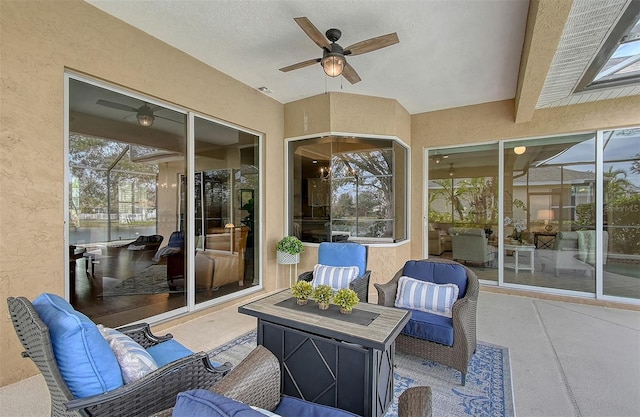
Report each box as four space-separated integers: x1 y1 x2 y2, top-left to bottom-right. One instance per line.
32 293 123 398
173 389 265 417
275 395 360 416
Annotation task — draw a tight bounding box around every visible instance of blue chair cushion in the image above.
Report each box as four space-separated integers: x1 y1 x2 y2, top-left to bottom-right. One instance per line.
146 339 194 367
318 242 367 278
275 396 361 417
32 293 123 398
402 260 468 298
172 390 264 417
400 308 454 346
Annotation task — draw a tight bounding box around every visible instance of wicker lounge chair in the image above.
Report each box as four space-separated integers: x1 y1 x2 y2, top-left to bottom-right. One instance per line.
152 345 432 417
298 242 371 302
374 258 479 385
7 296 231 417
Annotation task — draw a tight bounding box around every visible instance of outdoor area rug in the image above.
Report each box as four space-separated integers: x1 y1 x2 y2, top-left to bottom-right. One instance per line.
209 331 514 417
100 265 182 297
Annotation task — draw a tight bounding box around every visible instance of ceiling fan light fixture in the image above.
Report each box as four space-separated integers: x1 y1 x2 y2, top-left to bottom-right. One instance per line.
137 113 155 127
322 53 345 77
514 146 526 155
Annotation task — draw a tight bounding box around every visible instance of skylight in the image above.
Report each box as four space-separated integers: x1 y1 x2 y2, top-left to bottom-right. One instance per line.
576 4 640 92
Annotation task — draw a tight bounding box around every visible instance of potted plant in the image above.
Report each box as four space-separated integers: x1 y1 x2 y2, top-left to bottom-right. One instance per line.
291 280 313 305
312 285 334 310
276 236 304 264
333 288 359 314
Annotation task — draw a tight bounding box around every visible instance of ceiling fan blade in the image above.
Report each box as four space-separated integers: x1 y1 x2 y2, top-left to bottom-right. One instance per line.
279 58 321 72
294 17 330 50
344 33 399 56
342 63 361 84
96 99 139 113
96 100 138 113
156 115 184 124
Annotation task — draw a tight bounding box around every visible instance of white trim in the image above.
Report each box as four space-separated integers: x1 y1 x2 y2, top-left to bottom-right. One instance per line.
423 147 430 259
595 130 604 299
498 140 505 287
186 112 195 311
63 73 71 301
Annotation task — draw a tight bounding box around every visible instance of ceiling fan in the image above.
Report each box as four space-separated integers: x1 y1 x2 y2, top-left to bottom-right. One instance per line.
279 17 399 84
96 99 180 127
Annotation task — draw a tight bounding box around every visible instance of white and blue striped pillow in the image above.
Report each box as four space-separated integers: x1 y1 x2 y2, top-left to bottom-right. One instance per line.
394 276 459 318
98 325 158 384
311 264 359 291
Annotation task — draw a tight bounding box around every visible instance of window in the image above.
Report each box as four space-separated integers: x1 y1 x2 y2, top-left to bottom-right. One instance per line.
288 136 407 244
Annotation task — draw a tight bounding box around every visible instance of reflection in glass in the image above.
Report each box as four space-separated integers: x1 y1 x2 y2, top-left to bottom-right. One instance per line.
603 128 640 299
68 78 187 326
289 136 407 244
427 144 499 282
67 77 261 326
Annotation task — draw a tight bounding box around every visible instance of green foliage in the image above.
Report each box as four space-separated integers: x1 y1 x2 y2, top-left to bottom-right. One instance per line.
312 285 334 304
276 236 304 255
607 195 640 255
291 281 313 299
333 288 359 310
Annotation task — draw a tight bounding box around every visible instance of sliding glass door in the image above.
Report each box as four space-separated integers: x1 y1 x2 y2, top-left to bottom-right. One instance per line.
426 129 640 302
67 74 261 326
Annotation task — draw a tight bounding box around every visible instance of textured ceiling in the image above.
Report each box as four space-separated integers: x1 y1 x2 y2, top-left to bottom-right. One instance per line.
85 0 638 116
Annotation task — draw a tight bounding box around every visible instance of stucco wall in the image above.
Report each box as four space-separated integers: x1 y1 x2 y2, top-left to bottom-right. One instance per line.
0 0 284 386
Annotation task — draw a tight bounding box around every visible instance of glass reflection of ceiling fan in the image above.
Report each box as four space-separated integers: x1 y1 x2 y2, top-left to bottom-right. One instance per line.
96 99 182 127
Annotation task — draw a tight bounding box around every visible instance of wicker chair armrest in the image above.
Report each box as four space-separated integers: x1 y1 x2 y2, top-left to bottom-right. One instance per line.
65 352 231 416
116 323 172 348
349 271 371 302
211 345 281 412
298 270 313 282
374 280 398 307
398 386 432 417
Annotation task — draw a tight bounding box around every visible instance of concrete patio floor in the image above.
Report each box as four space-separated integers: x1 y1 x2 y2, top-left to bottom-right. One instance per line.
1 289 639 416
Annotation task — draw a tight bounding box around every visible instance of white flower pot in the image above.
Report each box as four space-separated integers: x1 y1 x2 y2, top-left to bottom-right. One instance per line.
277 251 300 265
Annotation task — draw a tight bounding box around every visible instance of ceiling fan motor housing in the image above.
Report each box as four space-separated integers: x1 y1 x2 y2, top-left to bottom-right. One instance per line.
325 28 342 43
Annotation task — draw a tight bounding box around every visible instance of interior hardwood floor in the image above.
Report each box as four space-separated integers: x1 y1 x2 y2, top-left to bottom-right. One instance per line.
71 248 255 328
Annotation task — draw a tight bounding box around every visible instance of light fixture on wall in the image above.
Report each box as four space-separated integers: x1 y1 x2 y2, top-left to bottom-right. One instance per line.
513 146 526 155
433 154 448 164
448 163 455 177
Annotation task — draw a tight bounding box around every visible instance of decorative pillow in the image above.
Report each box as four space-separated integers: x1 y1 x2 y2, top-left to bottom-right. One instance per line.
394 276 459 318
32 293 123 398
97 325 158 384
172 389 265 417
311 264 359 291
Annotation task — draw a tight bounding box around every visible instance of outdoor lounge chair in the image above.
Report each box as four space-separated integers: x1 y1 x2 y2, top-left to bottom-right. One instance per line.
298 242 371 302
7 295 230 417
374 258 479 385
